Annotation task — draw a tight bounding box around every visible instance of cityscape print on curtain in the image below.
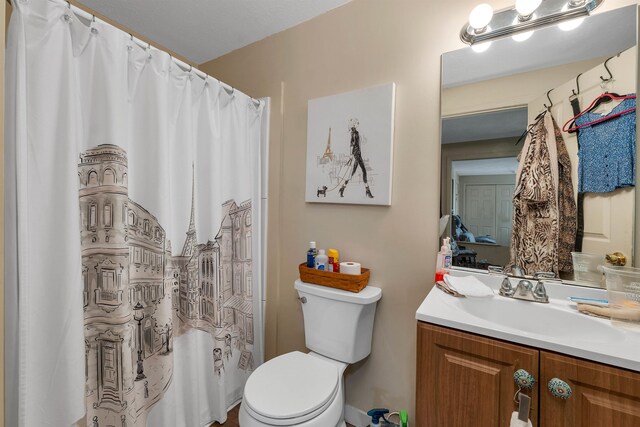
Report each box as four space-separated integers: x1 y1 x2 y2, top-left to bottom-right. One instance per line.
5 2 265 426
79 145 254 426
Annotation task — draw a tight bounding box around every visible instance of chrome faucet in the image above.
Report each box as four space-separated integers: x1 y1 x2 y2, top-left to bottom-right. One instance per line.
497 271 554 303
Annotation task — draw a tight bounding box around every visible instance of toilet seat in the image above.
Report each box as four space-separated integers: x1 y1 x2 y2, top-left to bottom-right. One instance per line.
243 351 340 425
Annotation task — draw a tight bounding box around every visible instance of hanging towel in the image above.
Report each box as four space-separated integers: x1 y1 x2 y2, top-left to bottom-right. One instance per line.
510 412 533 427
443 275 494 297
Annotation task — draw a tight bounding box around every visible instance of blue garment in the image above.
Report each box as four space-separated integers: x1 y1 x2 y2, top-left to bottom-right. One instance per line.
575 97 636 193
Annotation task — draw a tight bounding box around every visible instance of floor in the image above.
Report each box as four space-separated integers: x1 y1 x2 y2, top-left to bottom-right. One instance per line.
210 404 355 426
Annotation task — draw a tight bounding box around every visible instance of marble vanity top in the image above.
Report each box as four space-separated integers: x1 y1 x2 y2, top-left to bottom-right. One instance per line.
416 269 640 372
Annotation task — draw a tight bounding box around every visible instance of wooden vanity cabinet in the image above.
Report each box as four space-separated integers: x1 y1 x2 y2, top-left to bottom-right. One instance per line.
417 322 640 427
540 351 640 426
416 322 539 427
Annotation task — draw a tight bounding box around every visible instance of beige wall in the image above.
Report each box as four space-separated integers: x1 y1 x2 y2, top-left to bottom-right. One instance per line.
199 0 637 420
442 57 608 117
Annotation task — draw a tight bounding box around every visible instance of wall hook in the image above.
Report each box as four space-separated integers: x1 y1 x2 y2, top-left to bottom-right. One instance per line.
544 88 554 111
571 72 582 97
600 53 620 83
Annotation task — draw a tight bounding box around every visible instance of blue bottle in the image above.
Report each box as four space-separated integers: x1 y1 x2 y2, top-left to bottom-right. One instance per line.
306 241 318 268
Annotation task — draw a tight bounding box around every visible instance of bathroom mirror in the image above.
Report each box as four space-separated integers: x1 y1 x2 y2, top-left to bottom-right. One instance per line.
440 5 638 288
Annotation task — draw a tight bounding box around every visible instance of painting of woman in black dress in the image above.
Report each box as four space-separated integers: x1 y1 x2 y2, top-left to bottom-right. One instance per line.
339 118 374 199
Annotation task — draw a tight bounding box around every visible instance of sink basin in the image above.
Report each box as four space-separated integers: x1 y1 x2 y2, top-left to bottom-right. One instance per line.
416 273 640 372
445 295 628 343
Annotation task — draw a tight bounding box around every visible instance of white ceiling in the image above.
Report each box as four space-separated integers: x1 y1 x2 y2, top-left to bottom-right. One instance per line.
452 158 519 177
442 108 527 144
77 0 353 64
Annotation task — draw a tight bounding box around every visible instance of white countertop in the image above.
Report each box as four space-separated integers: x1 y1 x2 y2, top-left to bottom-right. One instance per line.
416 270 640 372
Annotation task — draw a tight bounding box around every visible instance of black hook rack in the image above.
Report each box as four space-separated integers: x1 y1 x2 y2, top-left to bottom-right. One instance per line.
571 73 583 97
544 89 554 111
600 53 621 83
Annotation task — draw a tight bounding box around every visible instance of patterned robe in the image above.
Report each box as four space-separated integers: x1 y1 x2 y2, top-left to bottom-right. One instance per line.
510 111 577 276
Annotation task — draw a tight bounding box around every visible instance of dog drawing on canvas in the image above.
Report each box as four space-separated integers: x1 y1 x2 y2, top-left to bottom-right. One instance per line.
317 186 328 197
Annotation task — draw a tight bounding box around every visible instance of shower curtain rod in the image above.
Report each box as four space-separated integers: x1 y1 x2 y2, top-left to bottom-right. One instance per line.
5 0 262 107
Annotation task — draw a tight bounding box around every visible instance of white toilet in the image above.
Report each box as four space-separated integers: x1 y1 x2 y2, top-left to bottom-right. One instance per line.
239 279 382 427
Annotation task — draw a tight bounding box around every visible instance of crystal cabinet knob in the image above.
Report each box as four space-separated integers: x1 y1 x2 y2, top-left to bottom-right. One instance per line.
514 369 536 390
548 378 572 399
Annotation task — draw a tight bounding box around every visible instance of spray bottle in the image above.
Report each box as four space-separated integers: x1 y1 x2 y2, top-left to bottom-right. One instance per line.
367 408 390 426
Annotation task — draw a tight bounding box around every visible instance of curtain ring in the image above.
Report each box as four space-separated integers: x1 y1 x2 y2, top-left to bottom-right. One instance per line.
67 1 71 8
92 15 96 23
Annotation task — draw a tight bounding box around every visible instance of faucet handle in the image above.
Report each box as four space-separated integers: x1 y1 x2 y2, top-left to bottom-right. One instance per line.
499 277 515 297
532 273 551 302
533 281 549 302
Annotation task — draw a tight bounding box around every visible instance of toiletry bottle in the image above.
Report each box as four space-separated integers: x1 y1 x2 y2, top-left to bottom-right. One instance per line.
443 237 453 270
434 239 447 282
315 249 328 270
400 410 408 427
306 241 318 268
327 248 339 272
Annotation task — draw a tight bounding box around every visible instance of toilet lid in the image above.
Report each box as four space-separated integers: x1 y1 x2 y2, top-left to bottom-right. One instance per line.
243 351 339 422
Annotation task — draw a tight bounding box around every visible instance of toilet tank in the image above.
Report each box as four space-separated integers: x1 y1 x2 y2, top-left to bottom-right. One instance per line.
294 279 382 364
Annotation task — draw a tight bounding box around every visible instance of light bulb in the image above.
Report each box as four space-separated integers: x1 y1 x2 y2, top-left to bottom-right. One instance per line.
469 4 494 31
558 17 584 31
516 0 542 18
512 30 534 42
471 41 492 53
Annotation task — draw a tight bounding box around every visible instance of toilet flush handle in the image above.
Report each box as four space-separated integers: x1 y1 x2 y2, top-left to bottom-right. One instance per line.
298 296 307 304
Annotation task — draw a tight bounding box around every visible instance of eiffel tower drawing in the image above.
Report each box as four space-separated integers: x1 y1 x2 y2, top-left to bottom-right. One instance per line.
319 127 334 165
182 164 197 257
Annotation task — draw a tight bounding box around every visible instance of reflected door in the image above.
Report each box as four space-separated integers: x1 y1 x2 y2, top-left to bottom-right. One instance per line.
463 184 496 237
496 184 514 247
463 182 514 245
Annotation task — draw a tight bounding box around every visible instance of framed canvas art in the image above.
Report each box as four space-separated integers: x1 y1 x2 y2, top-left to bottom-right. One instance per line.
305 82 396 206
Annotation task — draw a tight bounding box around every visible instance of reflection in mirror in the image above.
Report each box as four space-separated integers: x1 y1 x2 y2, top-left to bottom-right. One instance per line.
440 5 637 288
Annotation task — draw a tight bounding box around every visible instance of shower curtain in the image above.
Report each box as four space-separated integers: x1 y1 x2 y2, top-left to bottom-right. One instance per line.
5 1 267 426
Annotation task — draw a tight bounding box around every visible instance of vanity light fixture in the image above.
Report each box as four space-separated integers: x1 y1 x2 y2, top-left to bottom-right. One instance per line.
461 0 603 45
469 3 494 33
515 0 542 21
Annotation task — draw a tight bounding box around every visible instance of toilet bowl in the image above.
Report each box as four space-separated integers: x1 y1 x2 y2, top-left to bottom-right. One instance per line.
239 352 347 427
239 280 382 427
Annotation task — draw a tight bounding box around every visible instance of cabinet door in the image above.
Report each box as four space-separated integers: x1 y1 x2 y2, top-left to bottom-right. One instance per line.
416 322 539 427
540 351 640 427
